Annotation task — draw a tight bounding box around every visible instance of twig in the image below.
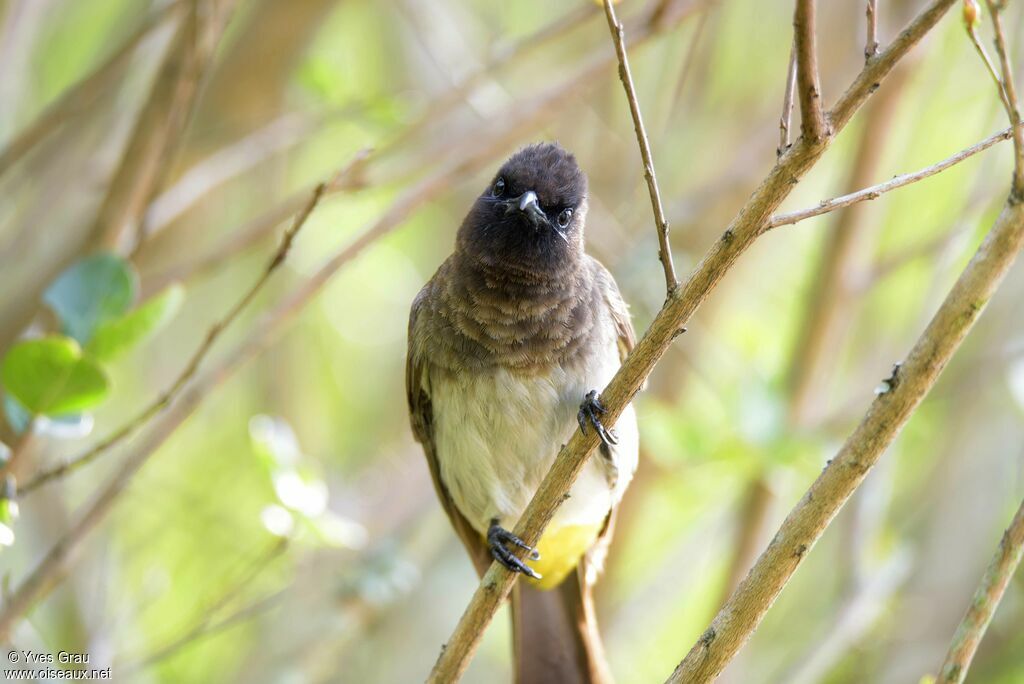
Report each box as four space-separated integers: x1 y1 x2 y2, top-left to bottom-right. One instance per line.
426 3 958 682
964 8 1010 115
19 180 329 495
671 79 1024 684
0 1 181 177
602 0 678 293
779 39 798 156
936 496 1024 684
984 0 1024 197
866 1 880 60
768 123 1020 229
793 0 827 141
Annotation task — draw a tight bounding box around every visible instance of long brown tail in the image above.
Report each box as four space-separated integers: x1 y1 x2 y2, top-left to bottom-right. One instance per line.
511 567 613 684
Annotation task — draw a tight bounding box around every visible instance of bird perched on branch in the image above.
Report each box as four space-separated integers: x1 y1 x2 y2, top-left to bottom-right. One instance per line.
407 142 638 683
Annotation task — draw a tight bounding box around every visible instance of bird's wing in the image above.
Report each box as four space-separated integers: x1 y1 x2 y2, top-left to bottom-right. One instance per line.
591 257 636 362
407 285 491 576
588 258 639 571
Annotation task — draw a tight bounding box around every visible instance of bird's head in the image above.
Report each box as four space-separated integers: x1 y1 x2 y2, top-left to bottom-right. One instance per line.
458 142 588 273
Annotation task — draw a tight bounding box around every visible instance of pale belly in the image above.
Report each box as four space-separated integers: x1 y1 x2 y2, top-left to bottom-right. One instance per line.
430 350 639 539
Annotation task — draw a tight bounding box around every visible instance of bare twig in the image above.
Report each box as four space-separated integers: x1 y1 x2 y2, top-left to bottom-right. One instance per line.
768 122 1020 229
779 39 798 156
0 1 181 177
793 0 827 141
985 0 1024 197
866 1 880 60
964 9 1010 112
19 179 330 495
602 0 678 293
426 3 958 682
936 496 1024 684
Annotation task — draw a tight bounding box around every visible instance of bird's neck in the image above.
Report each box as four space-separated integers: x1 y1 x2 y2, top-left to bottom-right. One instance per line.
435 250 600 372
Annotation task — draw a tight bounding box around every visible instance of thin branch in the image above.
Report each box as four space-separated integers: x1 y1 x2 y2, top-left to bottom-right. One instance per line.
768 122 1019 229
936 496 1024 684
602 0 678 293
18 177 332 495
779 39 798 156
426 3 957 682
964 11 1011 114
793 0 827 141
984 0 1024 197
866 1 880 60
670 111 1024 684
0 1 181 177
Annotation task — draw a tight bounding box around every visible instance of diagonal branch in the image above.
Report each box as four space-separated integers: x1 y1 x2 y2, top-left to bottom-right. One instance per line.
936 495 1024 684
793 0 827 141
768 122 1022 229
425 2 958 682
603 0 678 293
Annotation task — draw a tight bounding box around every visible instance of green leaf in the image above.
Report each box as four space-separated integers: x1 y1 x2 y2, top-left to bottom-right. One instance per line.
87 283 185 361
1 337 110 416
44 253 138 343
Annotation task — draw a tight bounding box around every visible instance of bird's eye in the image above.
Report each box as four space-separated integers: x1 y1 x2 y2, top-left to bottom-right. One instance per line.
557 208 574 228
492 177 506 197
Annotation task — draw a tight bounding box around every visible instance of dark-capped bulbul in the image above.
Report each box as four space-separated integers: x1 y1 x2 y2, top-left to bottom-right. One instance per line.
406 142 638 684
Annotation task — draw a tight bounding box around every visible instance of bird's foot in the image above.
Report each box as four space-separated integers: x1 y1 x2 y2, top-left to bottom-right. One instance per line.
578 390 618 448
488 519 541 580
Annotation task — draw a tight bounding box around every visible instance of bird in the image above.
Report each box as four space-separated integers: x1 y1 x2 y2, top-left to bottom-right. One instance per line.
406 142 638 684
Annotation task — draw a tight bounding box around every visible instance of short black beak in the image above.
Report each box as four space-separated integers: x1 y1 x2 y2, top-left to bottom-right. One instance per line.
516 190 546 227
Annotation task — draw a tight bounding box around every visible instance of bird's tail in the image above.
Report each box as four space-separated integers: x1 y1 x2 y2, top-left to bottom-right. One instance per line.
511 566 613 684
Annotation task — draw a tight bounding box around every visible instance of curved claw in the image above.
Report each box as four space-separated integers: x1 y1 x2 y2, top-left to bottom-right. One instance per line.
578 390 619 448
488 520 542 579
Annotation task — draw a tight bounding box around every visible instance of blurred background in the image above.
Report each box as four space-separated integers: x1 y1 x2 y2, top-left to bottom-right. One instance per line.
0 0 1022 682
